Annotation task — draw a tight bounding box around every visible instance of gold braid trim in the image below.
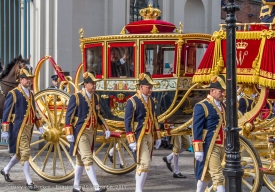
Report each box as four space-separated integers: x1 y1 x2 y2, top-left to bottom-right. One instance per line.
126 133 136 144
65 125 73 135
193 142 204 152
1 123 10 132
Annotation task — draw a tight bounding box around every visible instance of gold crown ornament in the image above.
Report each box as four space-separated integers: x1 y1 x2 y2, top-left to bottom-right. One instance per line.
236 41 248 49
139 3 161 20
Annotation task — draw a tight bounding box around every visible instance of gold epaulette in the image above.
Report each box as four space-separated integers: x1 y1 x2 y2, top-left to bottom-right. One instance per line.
197 101 209 118
129 97 136 111
126 132 136 144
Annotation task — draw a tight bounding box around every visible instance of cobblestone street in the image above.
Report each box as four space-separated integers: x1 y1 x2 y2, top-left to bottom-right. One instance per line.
0 147 271 192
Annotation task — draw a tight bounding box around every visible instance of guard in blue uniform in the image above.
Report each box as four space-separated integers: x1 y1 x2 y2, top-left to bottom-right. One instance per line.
260 0 275 23
192 75 226 192
65 71 110 192
125 72 162 192
0 68 44 190
49 75 59 88
238 96 253 115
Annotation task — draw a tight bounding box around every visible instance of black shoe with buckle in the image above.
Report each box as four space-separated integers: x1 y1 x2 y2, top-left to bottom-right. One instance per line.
72 187 85 192
120 164 124 168
173 172 187 178
95 187 107 192
162 157 173 172
26 182 39 191
1 169 12 182
108 154 113 163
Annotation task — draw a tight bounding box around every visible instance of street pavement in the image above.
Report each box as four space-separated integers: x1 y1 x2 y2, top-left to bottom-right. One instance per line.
0 147 271 192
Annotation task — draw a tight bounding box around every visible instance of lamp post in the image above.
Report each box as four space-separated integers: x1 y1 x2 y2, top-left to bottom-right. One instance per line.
222 1 243 192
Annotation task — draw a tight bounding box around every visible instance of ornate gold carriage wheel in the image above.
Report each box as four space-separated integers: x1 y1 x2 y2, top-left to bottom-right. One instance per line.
29 89 74 182
93 128 137 175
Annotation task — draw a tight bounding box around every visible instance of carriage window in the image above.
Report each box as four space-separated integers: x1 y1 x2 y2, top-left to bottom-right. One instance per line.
109 46 135 78
183 43 208 74
144 43 175 75
86 46 103 76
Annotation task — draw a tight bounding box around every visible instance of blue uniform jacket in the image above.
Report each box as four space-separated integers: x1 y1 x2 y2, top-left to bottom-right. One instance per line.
192 95 225 181
124 92 160 163
238 97 253 115
2 85 36 154
65 90 107 156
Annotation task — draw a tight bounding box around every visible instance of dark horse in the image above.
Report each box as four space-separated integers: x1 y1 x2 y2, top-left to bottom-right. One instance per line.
0 55 29 118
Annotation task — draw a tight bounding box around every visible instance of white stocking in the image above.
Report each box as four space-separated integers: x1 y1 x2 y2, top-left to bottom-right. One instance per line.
216 185 225 192
166 152 173 163
109 143 124 165
173 154 179 174
135 172 147 192
173 147 185 174
196 180 209 192
73 165 84 190
4 155 19 174
85 166 100 190
23 161 32 184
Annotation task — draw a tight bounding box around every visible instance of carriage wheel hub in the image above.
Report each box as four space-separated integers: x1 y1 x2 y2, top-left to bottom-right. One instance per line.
42 129 59 142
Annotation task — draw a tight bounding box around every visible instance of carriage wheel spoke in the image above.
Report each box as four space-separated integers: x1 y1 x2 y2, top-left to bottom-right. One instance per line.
36 97 52 127
59 141 75 168
54 95 57 128
242 178 253 190
30 138 45 147
43 95 54 128
42 143 53 172
32 142 51 162
100 141 113 165
52 143 57 176
94 142 107 156
57 100 67 129
60 137 70 147
121 139 135 161
57 143 66 175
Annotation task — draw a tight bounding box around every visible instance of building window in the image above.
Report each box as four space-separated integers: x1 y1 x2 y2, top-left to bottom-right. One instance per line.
130 0 160 22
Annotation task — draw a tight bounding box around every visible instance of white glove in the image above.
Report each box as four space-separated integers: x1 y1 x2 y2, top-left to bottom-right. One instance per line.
1 132 9 140
170 125 175 129
195 152 204 162
39 127 44 134
237 95 241 101
105 130 111 139
154 139 162 149
66 135 74 142
129 142 137 152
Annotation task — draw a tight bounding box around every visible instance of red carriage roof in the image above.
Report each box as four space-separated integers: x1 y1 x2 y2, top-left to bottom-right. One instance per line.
192 23 275 88
125 4 176 34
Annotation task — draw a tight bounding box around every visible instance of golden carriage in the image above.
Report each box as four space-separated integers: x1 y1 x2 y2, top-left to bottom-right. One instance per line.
28 5 211 183
26 5 275 192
